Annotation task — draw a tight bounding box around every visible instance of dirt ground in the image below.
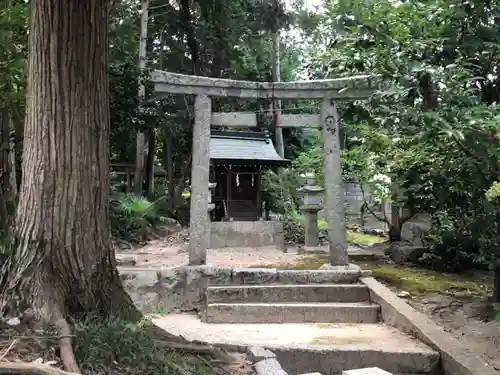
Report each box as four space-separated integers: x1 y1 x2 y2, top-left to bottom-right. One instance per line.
118 238 500 372
409 294 500 370
122 240 315 268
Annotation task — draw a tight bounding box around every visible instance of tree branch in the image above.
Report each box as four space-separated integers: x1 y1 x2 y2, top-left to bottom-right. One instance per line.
359 184 390 225
0 362 78 375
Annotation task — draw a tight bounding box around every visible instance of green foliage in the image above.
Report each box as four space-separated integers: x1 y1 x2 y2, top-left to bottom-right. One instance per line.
307 0 500 276
74 317 217 375
110 192 176 243
0 0 28 110
282 209 305 244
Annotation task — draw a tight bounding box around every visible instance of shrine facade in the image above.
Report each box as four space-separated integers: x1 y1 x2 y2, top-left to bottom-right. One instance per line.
209 130 288 222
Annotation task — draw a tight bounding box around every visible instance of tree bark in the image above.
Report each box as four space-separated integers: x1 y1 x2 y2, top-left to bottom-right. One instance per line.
493 267 500 303
134 0 149 196
271 29 285 158
0 0 137 370
0 90 16 232
145 128 155 198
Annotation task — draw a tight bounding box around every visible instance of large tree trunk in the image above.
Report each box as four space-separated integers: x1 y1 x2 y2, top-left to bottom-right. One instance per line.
0 0 137 371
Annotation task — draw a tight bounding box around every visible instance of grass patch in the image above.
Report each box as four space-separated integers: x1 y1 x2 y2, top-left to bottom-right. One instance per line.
74 317 219 375
317 220 386 246
347 231 386 246
317 219 329 230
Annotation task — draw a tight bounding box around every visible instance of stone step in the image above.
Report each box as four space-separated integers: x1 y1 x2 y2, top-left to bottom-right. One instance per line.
228 267 361 285
154 314 440 375
271 346 440 375
204 302 380 324
207 284 370 304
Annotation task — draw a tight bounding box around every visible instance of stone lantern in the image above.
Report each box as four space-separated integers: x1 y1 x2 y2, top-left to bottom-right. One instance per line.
299 172 324 248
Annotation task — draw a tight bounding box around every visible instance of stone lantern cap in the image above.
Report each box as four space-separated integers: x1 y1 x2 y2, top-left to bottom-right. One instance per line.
300 172 317 186
300 185 324 193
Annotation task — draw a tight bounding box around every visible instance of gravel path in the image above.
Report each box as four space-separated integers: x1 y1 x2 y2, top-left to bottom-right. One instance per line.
120 240 314 268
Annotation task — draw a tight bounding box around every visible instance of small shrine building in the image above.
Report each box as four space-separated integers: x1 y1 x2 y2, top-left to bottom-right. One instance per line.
209 130 289 222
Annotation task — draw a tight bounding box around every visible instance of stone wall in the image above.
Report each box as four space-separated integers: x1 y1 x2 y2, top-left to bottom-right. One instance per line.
210 220 285 249
119 266 233 313
317 182 390 231
120 266 361 314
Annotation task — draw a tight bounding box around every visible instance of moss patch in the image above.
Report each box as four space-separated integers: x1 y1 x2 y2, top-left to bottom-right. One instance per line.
371 266 492 298
255 253 492 298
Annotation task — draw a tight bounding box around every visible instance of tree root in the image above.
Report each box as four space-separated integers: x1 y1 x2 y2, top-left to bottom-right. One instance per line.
143 323 232 363
53 319 80 374
0 362 79 375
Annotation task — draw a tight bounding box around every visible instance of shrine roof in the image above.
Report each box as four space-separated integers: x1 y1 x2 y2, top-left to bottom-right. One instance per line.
210 131 289 165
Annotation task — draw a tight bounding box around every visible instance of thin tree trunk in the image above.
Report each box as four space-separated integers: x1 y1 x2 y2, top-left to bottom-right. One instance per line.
493 267 500 303
164 127 175 211
159 30 175 212
134 0 149 195
0 0 137 371
390 202 402 241
271 30 284 158
145 128 155 198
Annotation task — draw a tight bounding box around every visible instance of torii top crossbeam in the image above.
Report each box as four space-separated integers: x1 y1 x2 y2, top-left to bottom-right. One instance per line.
151 70 382 100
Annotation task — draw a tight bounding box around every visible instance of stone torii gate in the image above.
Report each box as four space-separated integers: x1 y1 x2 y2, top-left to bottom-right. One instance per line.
151 71 381 267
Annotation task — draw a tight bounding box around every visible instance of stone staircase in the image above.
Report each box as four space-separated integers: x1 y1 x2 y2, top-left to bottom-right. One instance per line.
202 266 381 324
194 267 441 374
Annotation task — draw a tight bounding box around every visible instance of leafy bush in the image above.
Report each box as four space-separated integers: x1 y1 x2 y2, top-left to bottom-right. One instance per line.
419 212 483 272
282 209 305 244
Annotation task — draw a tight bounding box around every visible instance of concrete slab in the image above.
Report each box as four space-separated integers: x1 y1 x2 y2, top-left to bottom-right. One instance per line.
204 302 380 324
206 284 371 303
153 313 439 374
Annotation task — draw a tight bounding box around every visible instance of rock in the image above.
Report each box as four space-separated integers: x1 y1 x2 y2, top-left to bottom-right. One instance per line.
246 347 276 362
254 358 288 375
6 317 20 326
397 291 411 299
401 213 432 246
343 368 392 375
387 242 425 264
115 255 137 267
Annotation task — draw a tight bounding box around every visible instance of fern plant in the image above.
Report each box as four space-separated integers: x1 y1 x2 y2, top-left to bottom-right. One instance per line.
110 192 176 242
